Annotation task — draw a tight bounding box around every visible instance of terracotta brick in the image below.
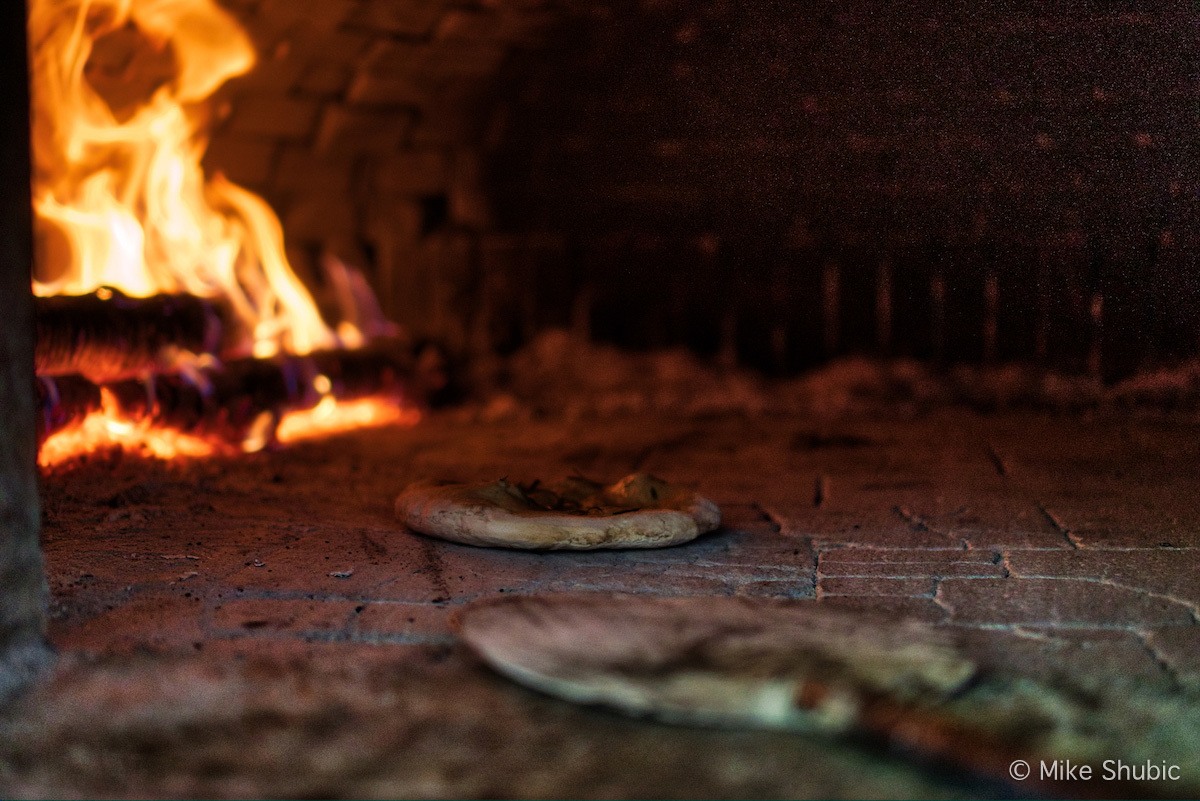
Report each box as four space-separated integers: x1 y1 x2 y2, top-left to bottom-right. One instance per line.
203 135 276 187
210 598 359 638
418 43 507 78
717 504 776 528
520 546 809 597
228 94 319 140
360 41 424 74
378 232 475 344
953 627 1173 687
199 638 438 663
539 569 733 597
899 494 1069 550
819 547 1005 578
256 0 354 29
281 195 359 242
273 147 355 195
409 84 492 146
385 541 552 603
53 594 206 653
402 533 786 599
291 30 373 67
363 198 425 248
225 47 306 93
346 71 425 108
376 150 450 195
43 546 205 586
219 534 442 602
1145 627 1200 687
819 576 937 597
344 2 445 38
449 151 492 227
352 602 455 642
820 547 1002 564
297 60 353 98
775 503 964 548
816 595 948 623
937 577 1194 627
434 10 503 42
1034 497 1200 549
315 106 411 156
1005 549 1200 609
435 10 552 48
734 580 814 599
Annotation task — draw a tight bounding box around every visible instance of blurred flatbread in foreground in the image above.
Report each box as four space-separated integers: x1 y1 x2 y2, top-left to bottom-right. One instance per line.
457 594 974 731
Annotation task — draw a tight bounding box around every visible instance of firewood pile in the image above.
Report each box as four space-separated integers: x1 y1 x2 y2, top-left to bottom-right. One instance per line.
33 288 445 448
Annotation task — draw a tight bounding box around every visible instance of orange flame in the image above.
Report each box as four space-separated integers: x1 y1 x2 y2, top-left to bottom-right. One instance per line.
276 398 421 445
29 0 421 464
28 0 335 358
38 398 420 468
37 388 223 467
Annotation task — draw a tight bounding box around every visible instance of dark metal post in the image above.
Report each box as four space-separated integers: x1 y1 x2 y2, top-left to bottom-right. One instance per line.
0 0 52 703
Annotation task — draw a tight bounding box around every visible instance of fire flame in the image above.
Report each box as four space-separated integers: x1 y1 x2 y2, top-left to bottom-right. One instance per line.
38 409 221 468
276 399 421 446
29 0 421 465
28 0 334 357
37 397 418 468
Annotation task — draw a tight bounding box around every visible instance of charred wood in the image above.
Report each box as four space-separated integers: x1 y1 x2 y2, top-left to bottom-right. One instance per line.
35 375 102 439
35 289 223 381
36 339 437 445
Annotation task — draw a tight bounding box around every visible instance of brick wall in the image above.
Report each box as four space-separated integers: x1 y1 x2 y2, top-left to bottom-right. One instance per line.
205 0 1200 379
204 0 574 355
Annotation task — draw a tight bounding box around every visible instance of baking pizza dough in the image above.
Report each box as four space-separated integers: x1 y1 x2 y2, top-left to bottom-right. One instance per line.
394 473 721 550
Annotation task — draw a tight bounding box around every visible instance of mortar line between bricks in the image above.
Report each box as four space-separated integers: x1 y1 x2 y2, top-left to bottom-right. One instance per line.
821 572 1001 578
931 578 952 615
1036 501 1081 549
893 504 967 548
951 620 1184 631
1134 629 1184 690
813 547 825 599
813 474 829 508
347 632 457 646
1009 625 1061 641
973 437 1086 550
221 589 476 606
814 542 984 551
984 442 1008 477
1005 575 1200 623
753 502 785 533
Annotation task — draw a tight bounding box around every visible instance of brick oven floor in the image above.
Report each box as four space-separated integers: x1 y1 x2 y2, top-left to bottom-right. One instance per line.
3 408 1200 797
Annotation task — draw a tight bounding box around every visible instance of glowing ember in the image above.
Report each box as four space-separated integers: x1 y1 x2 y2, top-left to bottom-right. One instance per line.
277 398 421 445
38 411 222 468
39 396 420 467
28 0 337 357
39 401 419 467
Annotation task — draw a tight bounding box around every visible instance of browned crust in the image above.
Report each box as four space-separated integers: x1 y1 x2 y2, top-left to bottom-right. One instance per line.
395 474 721 550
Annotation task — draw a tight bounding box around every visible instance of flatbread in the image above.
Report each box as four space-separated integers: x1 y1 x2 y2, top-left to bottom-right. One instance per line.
457 594 976 731
395 473 721 550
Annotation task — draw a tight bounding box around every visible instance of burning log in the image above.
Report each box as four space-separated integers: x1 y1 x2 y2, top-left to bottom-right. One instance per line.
36 374 102 438
35 339 439 448
35 289 223 381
